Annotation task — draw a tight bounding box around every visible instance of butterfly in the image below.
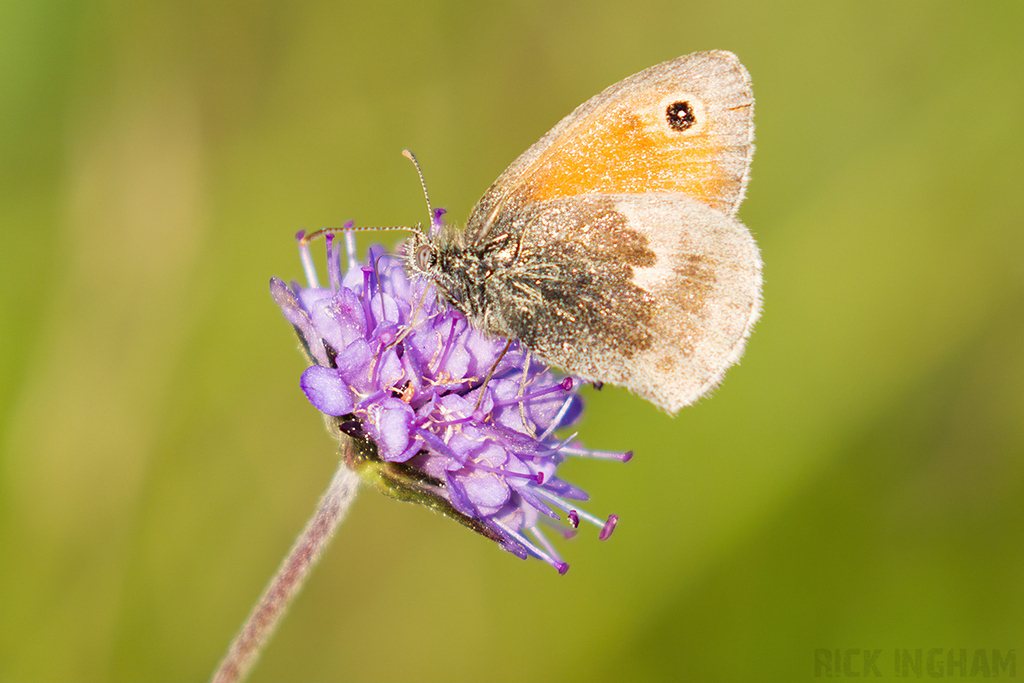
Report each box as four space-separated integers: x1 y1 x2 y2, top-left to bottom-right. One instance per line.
404 51 762 413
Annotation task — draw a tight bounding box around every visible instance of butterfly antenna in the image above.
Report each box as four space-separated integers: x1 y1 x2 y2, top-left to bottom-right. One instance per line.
299 223 420 247
402 149 436 236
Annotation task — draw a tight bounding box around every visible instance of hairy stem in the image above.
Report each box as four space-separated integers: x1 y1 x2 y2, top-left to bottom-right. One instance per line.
211 447 361 683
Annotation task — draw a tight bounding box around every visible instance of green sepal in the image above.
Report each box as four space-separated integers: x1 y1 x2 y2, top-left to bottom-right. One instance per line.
329 414 505 546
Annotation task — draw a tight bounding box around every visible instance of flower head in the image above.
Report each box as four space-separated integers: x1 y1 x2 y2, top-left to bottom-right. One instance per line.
270 227 629 573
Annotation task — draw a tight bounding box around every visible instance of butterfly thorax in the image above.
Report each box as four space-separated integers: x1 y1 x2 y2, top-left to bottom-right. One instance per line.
403 228 521 333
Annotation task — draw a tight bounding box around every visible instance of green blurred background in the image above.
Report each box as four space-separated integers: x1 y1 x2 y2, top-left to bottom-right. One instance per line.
2 1 1022 681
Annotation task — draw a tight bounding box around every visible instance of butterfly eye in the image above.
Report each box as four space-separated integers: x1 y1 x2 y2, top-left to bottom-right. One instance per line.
415 243 434 271
665 100 696 131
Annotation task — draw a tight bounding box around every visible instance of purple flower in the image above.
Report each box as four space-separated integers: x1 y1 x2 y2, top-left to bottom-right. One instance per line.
270 227 629 573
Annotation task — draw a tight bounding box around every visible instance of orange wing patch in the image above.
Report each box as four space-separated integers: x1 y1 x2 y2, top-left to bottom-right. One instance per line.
516 102 750 214
468 51 754 239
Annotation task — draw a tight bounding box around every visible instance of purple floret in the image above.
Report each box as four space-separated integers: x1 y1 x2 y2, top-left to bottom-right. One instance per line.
271 229 629 572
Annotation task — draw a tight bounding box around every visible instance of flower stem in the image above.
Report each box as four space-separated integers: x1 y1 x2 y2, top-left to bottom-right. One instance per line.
210 445 361 683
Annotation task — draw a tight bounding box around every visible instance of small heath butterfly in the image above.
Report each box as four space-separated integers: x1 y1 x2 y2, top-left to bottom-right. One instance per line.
405 51 762 413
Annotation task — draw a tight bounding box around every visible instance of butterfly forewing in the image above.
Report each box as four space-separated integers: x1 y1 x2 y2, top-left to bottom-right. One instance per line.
467 50 754 244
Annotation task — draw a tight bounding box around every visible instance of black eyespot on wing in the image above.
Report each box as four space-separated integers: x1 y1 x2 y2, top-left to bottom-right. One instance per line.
666 101 696 131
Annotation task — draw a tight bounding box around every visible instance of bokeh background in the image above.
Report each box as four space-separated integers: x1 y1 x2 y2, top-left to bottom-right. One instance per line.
2 1 1022 681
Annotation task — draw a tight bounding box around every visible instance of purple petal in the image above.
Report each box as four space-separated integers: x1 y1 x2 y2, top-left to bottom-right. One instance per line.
457 470 510 515
300 365 354 416
334 339 372 385
363 397 414 461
